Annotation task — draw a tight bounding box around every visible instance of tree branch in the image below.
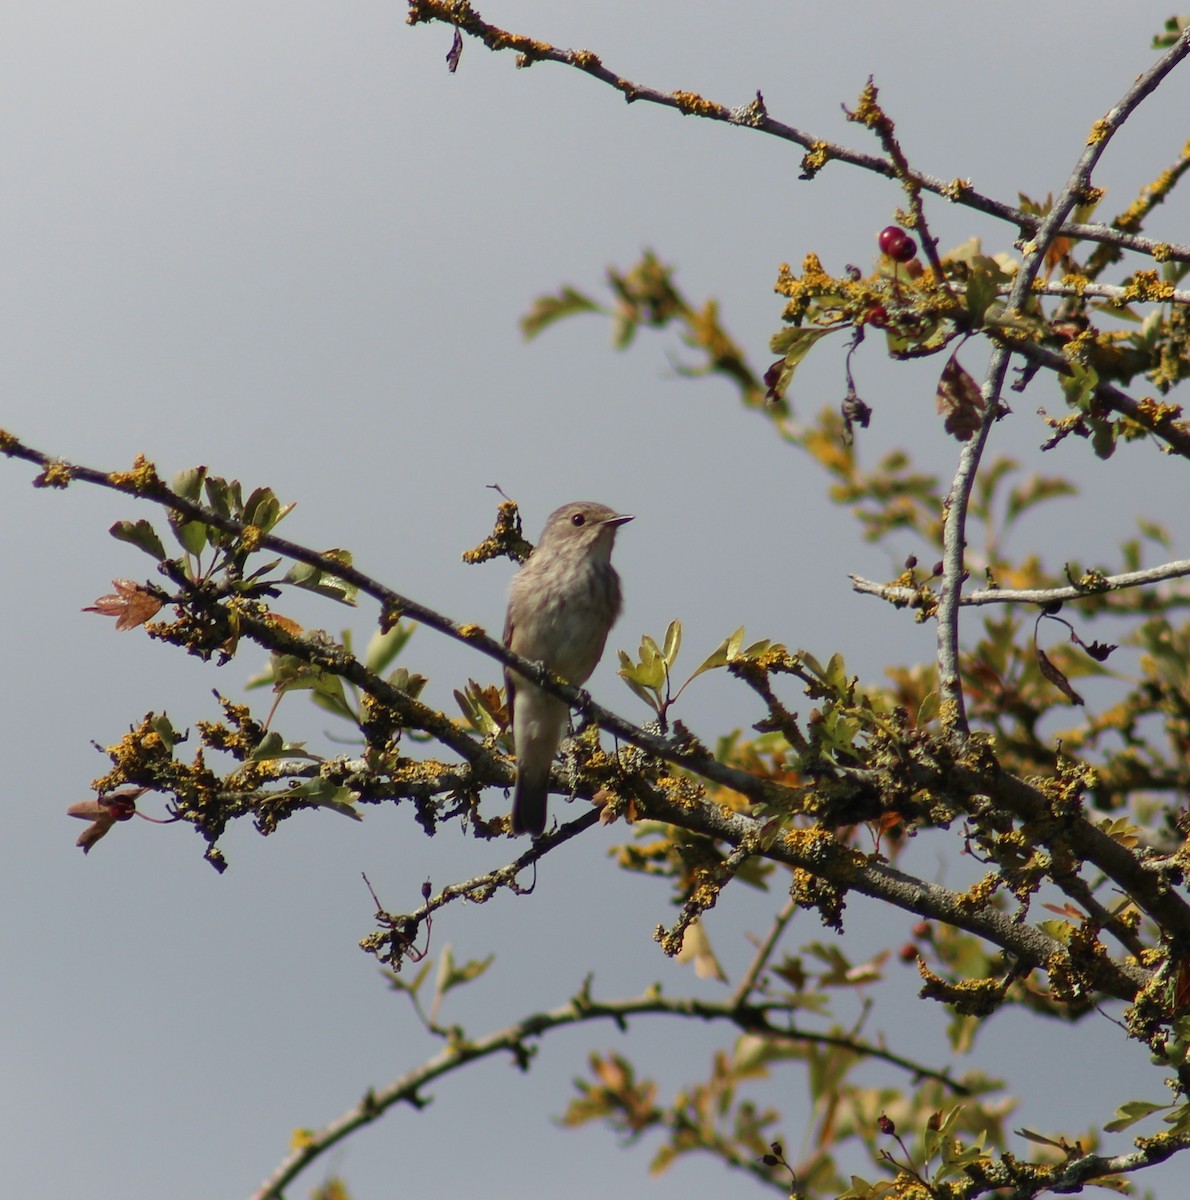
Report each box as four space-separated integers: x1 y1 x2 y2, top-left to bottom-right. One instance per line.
249 981 977 1200
933 24 1190 739
852 555 1190 608
4 431 1163 999
404 0 1190 263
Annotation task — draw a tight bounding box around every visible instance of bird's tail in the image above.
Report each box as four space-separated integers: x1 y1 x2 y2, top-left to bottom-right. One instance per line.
509 689 567 837
511 770 549 838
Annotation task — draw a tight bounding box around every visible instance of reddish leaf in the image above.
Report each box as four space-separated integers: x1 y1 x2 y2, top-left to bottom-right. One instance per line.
83 579 163 631
67 789 145 853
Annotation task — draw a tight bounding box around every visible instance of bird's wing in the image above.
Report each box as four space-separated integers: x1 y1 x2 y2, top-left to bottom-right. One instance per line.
502 609 516 728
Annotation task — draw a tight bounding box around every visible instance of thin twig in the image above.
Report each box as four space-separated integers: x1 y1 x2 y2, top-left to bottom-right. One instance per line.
404 0 1190 263
1025 279 1190 306
730 896 798 1010
851 556 1190 608
932 26 1190 739
249 982 976 1200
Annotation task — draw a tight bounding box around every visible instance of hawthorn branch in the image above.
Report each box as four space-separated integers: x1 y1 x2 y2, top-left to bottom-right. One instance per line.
851 556 1190 608
933 25 1190 739
250 981 977 1200
985 1133 1190 1198
1 432 816 818
404 0 1190 264
1026 279 1190 306
1000 336 1190 459
5 433 1165 995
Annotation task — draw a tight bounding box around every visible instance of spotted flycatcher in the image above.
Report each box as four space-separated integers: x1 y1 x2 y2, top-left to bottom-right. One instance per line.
504 501 633 836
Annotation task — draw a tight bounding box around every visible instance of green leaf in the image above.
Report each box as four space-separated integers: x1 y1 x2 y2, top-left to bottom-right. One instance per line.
110 519 168 561
617 650 662 713
1091 419 1116 460
169 514 209 557
284 552 359 605
765 327 832 402
964 257 1004 326
171 466 208 502
1138 518 1171 548
247 733 318 764
435 943 494 997
1103 1099 1169 1132
266 651 354 721
388 667 427 699
364 623 415 675
453 680 504 736
385 957 434 997
741 638 786 660
243 487 296 533
520 286 602 340
1004 474 1078 526
824 652 849 694
248 730 286 761
688 627 744 682
1153 14 1190 49
203 475 235 520
838 1177 895 1200
662 619 682 667
282 777 362 819
150 713 178 753
1059 358 1099 414
242 558 284 584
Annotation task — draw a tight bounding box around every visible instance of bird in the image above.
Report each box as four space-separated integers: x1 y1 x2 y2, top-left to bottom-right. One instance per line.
503 501 633 836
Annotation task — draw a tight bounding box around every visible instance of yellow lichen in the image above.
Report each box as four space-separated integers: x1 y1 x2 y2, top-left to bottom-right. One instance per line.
1136 396 1183 426
1123 269 1176 303
846 78 888 132
800 141 830 175
670 90 726 118
33 459 73 489
108 453 163 493
956 872 1001 912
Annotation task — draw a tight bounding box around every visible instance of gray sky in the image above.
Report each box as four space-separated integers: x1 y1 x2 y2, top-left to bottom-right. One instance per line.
2 3 1189 1197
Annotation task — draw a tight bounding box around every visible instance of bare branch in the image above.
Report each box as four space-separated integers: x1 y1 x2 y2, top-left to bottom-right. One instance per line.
404 0 1190 263
250 981 979 1200
1026 279 1190 306
852 556 1190 608
933 26 1190 739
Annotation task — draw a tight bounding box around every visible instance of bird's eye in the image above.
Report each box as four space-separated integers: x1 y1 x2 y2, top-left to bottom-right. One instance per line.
570 512 586 526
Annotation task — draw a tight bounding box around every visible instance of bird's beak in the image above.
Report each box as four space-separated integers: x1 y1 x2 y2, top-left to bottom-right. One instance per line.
601 513 634 527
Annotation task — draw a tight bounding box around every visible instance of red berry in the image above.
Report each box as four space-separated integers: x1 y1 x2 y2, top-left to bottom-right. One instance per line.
892 235 917 263
878 225 917 263
878 225 906 256
865 304 889 327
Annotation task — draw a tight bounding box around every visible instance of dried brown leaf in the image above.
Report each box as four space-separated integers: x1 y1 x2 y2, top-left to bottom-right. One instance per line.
936 354 985 441
83 579 163 631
